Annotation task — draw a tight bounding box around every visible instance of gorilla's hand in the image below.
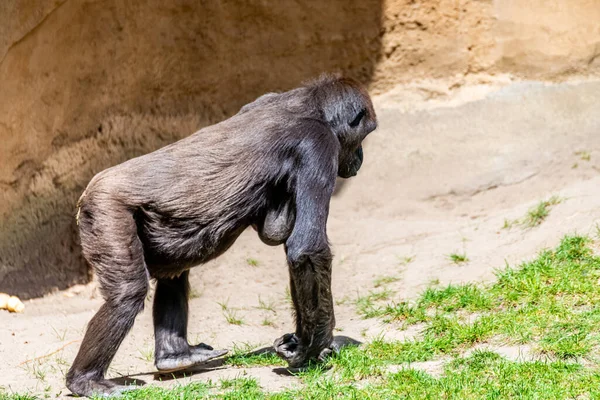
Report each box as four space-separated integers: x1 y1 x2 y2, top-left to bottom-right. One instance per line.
273 333 361 370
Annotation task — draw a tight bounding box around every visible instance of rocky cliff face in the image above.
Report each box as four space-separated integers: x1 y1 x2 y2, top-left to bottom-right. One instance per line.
1 0 598 298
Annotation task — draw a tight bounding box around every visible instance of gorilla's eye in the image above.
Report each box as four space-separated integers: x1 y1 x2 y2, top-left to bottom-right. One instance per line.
349 109 366 128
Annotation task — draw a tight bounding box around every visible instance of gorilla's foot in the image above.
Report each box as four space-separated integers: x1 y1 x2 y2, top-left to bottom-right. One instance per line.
155 343 228 373
66 374 134 398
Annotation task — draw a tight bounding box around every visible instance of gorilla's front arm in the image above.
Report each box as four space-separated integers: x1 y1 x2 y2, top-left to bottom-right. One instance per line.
274 137 338 366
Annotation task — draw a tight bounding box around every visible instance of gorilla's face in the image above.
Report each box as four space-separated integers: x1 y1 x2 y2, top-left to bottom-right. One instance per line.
337 107 376 179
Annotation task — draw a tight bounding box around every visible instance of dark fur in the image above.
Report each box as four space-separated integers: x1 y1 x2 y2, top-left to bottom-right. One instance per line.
66 74 377 397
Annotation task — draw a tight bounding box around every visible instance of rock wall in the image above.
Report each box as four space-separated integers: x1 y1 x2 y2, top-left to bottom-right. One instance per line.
1 0 598 298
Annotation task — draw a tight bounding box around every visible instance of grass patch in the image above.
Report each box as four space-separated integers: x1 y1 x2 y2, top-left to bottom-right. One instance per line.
92 382 212 399
355 289 393 318
12 235 600 400
361 235 600 361
0 393 40 400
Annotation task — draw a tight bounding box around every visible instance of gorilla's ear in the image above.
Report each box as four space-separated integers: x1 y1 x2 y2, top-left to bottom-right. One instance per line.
349 109 366 128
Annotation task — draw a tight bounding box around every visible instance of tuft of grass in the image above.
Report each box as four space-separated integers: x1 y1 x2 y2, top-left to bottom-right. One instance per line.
217 298 230 311
246 258 259 267
219 377 263 399
0 393 40 400
419 284 493 312
373 275 399 288
399 255 415 265
137 346 154 362
90 382 211 400
256 296 276 313
31 363 47 382
576 150 591 161
502 195 563 230
223 309 244 326
502 218 515 230
523 196 562 228
51 326 67 341
189 287 203 299
261 318 275 327
448 252 469 264
355 289 393 318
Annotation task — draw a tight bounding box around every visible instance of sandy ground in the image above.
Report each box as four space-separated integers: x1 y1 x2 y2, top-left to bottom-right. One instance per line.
1 77 600 397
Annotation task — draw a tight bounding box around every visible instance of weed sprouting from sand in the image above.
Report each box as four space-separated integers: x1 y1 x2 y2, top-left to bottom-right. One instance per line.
502 218 515 229
217 298 244 325
373 275 399 288
137 346 154 362
246 258 259 267
256 296 276 313
523 196 562 227
50 326 67 341
502 195 562 229
575 150 591 161
223 309 244 326
189 287 203 299
398 255 415 265
216 298 230 311
448 252 469 264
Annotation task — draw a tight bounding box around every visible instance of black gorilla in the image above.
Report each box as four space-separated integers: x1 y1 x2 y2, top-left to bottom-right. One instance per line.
66 74 377 396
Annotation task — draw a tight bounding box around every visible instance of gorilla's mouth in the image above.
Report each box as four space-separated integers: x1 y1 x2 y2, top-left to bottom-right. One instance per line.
339 145 364 178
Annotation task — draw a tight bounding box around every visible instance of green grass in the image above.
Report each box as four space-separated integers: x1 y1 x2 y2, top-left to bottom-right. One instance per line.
399 255 415 265
357 235 600 360
504 196 563 229
523 196 562 227
0 393 39 400
10 235 600 399
448 252 469 264
223 309 244 325
256 296 276 313
246 258 260 267
355 289 394 318
576 150 591 161
217 299 244 325
373 275 400 288
224 343 285 367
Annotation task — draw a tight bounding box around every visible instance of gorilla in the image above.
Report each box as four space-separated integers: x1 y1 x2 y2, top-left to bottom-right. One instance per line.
66 74 377 396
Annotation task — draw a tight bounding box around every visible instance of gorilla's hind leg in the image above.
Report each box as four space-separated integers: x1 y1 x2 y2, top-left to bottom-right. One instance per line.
153 271 227 372
66 199 151 397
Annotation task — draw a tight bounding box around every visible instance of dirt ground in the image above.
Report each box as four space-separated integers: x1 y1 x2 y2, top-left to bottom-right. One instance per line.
1 76 600 397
